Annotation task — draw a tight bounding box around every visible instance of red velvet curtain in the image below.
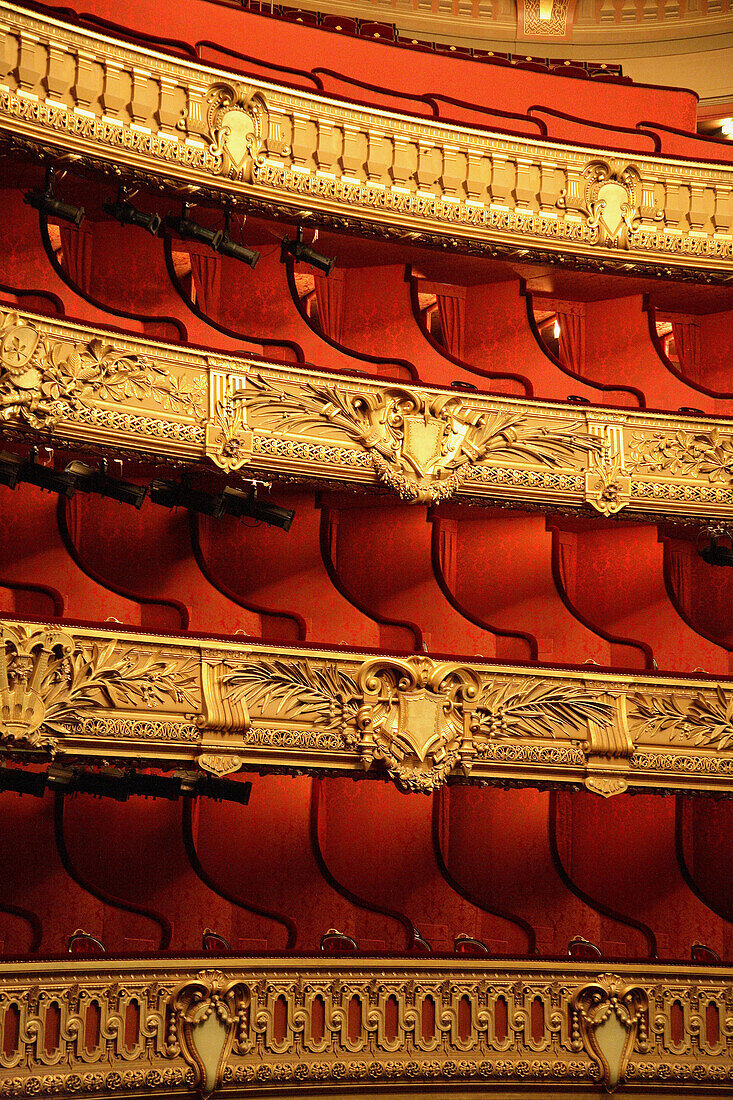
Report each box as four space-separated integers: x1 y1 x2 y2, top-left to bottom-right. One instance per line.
557 309 583 373
59 225 92 290
190 251 221 315
671 319 701 380
436 291 465 359
314 271 345 342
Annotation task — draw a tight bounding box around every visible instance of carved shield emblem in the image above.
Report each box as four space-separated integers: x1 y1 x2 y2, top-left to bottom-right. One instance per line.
401 415 443 478
1 324 40 377
396 690 444 762
594 180 628 243
219 109 256 171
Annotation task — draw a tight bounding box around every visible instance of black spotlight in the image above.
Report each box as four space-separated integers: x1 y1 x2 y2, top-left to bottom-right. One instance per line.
220 486 295 531
149 478 225 517
24 167 85 227
166 203 219 247
280 227 335 276
166 205 259 267
699 529 733 567
66 461 148 508
103 188 161 235
0 451 76 496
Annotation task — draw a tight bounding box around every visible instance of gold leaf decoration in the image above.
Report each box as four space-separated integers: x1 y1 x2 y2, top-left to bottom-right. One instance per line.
630 687 733 750
0 312 204 432
628 427 733 483
0 623 199 749
241 376 605 503
477 679 615 740
222 659 359 729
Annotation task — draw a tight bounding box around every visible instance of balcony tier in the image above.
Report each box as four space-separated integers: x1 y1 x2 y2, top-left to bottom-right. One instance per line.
1 3 733 280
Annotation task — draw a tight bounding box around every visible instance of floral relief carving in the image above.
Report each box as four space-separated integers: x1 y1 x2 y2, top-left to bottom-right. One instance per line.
239 376 604 503
630 686 733 750
0 311 204 432
0 622 199 750
629 427 733 483
221 654 613 791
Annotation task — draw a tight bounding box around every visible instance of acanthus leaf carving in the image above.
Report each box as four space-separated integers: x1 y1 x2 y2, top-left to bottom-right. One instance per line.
239 375 605 503
0 622 200 750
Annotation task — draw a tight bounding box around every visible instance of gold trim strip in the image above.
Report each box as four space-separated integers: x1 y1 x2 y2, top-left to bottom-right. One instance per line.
0 956 729 1096
3 304 733 520
5 616 733 795
1 3 732 277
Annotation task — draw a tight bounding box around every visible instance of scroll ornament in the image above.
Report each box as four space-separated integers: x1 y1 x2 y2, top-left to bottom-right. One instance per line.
571 979 648 1092
234 376 605 504
222 654 614 792
168 971 250 1095
0 622 199 751
204 83 287 180
0 311 204 432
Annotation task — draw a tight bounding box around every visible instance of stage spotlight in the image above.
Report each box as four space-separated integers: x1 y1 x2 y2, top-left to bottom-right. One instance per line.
0 452 76 496
699 530 733 567
220 486 295 531
24 167 85 227
149 478 224 517
215 211 259 268
103 188 161 235
197 775 252 805
66 461 148 508
280 227 335 276
166 205 259 267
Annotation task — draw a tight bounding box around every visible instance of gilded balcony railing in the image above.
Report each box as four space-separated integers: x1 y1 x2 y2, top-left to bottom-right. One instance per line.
0 3 732 278
2 305 733 521
0 955 730 1097
2 615 733 794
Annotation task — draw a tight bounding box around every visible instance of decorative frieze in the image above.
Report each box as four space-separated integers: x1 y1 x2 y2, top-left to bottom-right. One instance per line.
4 306 733 520
0 956 730 1097
1 3 733 278
5 617 733 794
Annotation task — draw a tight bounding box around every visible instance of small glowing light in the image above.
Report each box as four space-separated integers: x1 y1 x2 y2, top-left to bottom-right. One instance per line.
721 118 733 139
553 318 561 339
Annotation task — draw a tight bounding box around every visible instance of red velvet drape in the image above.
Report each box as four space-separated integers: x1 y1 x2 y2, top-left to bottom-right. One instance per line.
190 251 221 315
671 318 701 380
314 270 345 342
436 290 465 359
557 309 584 373
59 225 92 289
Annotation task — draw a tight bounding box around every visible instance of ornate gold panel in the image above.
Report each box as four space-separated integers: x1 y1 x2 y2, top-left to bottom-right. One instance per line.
4 305 733 521
5 616 733 794
1 3 733 278
0 956 730 1097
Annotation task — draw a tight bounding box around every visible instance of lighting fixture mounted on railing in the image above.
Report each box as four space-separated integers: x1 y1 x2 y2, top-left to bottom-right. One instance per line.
165 205 260 267
281 226 335 276
24 167 85 227
103 187 162 235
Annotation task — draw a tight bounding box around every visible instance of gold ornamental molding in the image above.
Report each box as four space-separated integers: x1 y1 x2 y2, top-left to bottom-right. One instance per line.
5 305 733 521
1 5 733 279
7 616 733 794
0 956 730 1098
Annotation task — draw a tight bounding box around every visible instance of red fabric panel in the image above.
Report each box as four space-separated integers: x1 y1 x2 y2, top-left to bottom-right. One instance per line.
314 270 345 343
435 291 464 360
560 791 733 960
671 318 701 382
557 309 583 374
190 251 222 316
